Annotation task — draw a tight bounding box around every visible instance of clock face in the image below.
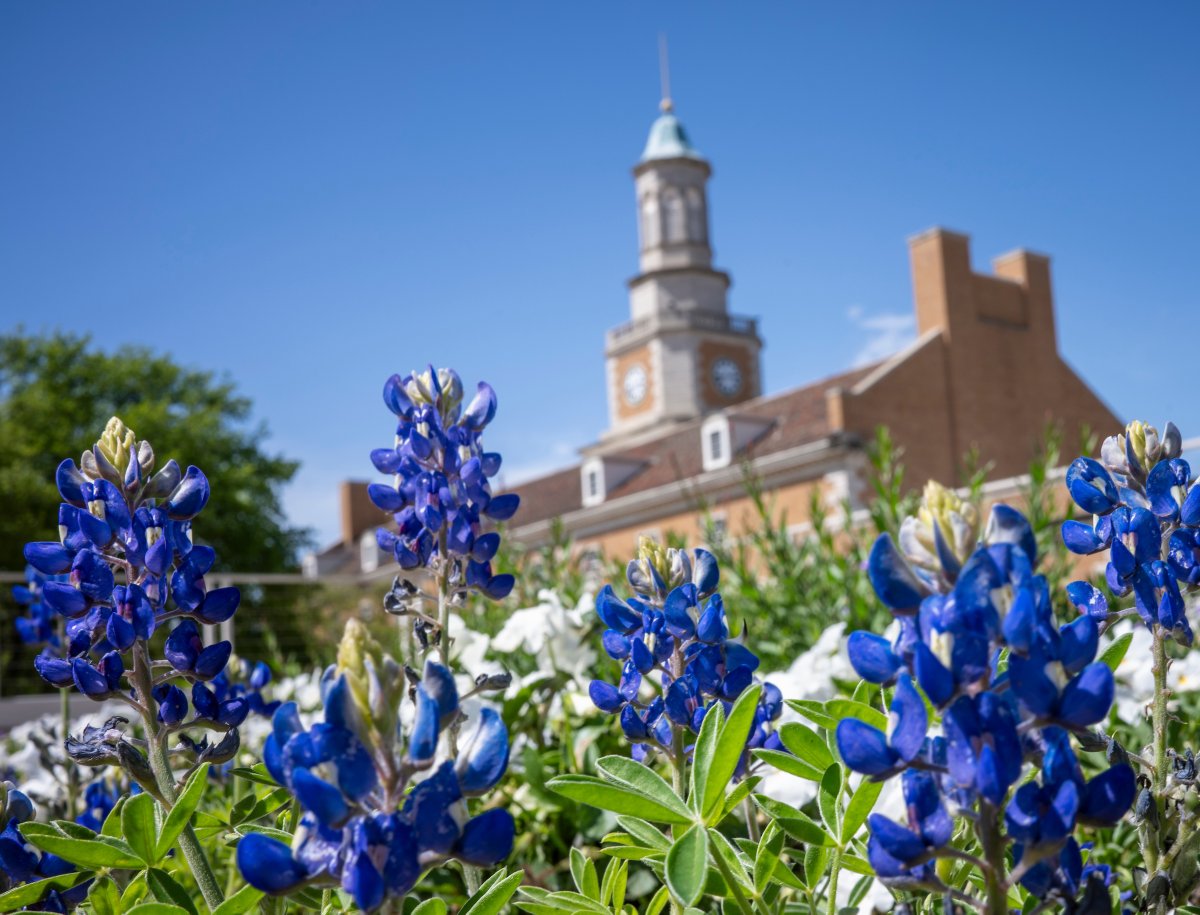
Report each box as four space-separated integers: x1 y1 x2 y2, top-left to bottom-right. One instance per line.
711 357 743 398
623 364 648 407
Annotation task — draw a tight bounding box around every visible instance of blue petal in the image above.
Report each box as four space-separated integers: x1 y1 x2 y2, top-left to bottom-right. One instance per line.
1061 521 1105 555
1058 615 1099 675
292 767 350 828
1065 458 1119 515
456 707 510 795
1008 652 1058 718
166 466 211 520
422 660 460 727
367 483 404 512
485 493 520 521
595 585 642 633
985 505 1038 565
1080 764 1135 826
1059 662 1114 727
888 675 928 763
663 585 697 639
589 680 623 713
868 814 925 863
24 541 72 575
867 534 926 612
848 632 902 684
408 686 440 764
836 719 895 776
455 808 515 866
343 849 385 914
692 548 720 595
237 833 309 895
1065 581 1108 620
196 587 240 624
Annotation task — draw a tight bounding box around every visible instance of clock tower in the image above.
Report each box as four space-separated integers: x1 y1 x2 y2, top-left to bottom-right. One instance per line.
603 96 762 442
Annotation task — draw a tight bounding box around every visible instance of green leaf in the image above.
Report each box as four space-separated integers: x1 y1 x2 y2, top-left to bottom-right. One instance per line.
803 844 829 890
753 821 785 894
842 777 883 841
595 757 693 820
211 884 266 915
411 901 448 915
817 764 842 836
840 854 874 876
613 816 672 850
156 764 210 860
100 796 127 839
786 699 837 730
569 847 600 899
123 792 159 865
0 871 92 912
689 699 724 814
228 765 278 786
665 824 708 907
702 684 762 819
707 829 751 893
18 822 143 869
84 875 123 915
548 775 693 824
645 886 670 915
779 722 835 771
824 699 887 730
146 868 197 915
752 748 824 782
720 776 761 820
752 795 834 847
460 869 523 915
1100 632 1134 672
121 872 149 909
124 905 190 915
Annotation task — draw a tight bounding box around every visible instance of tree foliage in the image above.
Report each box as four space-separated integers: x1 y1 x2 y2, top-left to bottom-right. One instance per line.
0 330 309 573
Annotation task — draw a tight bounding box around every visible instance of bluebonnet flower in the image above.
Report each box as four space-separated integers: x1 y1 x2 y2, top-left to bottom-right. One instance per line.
23 419 245 791
369 367 516 603
838 484 1133 906
589 538 779 768
13 566 64 648
0 782 89 912
237 620 513 912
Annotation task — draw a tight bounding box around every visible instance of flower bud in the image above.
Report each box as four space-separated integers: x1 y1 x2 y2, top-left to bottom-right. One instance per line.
97 416 138 479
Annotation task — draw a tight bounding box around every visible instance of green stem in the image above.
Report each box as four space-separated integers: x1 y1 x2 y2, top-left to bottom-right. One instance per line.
1148 624 1170 873
825 849 842 915
708 839 756 915
60 686 78 821
977 802 1008 915
134 646 224 911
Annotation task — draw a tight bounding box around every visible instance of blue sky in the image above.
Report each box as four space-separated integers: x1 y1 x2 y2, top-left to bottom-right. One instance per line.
3 4 1198 550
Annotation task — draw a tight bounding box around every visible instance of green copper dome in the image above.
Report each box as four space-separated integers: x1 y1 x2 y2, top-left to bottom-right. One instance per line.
640 108 704 163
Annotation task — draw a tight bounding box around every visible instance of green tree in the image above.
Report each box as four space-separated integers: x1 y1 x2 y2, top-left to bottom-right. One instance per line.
0 330 313 690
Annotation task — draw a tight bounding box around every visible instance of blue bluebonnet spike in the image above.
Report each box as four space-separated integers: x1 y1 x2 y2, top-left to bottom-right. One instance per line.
165 465 210 520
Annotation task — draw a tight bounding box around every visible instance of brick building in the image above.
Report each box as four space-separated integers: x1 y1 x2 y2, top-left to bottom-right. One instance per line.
306 100 1119 579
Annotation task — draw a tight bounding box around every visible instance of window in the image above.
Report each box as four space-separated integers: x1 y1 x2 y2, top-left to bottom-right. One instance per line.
587 470 599 499
709 429 723 462
663 188 686 242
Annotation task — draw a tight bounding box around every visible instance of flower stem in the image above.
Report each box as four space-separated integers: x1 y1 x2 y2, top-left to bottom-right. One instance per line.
977 801 1008 914
1148 624 1170 873
60 686 78 821
133 646 224 911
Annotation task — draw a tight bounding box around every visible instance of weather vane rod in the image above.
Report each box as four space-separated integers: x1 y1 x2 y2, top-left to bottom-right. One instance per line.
658 33 673 112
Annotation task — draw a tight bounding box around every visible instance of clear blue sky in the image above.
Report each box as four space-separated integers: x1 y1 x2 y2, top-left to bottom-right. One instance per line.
3 4 1197 550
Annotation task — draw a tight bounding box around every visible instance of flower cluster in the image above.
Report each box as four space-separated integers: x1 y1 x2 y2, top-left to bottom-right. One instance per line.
237 620 513 912
1061 420 1200 908
838 483 1134 908
20 418 247 786
1062 420 1196 643
368 367 517 601
588 538 781 766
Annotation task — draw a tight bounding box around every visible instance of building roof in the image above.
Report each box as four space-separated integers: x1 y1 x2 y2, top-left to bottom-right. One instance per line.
641 111 703 163
507 363 878 527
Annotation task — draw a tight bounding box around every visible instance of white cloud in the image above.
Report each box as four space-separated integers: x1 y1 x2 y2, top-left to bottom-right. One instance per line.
847 305 916 367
